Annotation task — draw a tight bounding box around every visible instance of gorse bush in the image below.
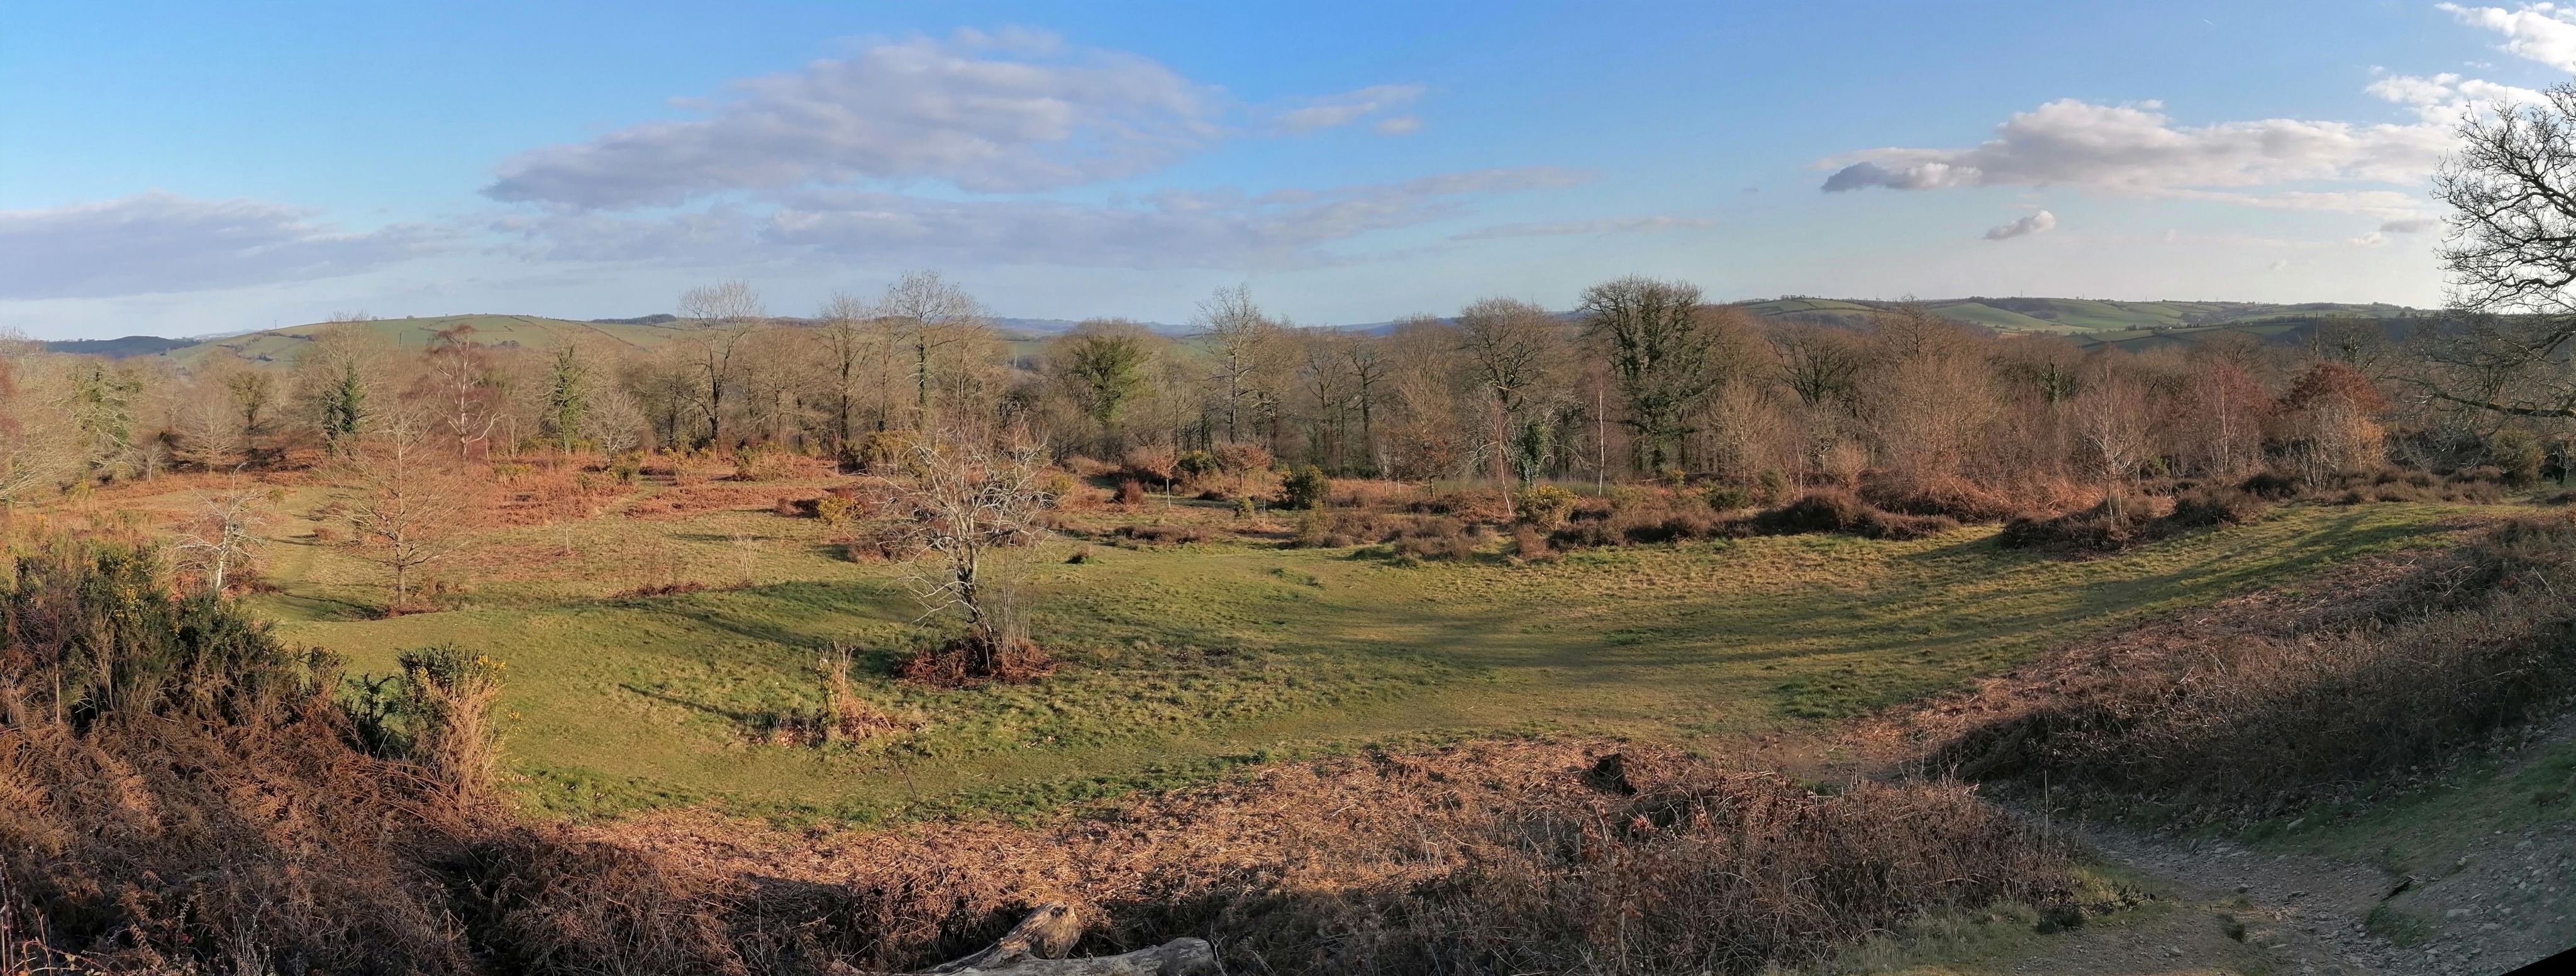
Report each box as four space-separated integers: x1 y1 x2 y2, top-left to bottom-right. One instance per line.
1513 483 1579 527
0 538 464 971
1279 465 1330 510
346 644 509 802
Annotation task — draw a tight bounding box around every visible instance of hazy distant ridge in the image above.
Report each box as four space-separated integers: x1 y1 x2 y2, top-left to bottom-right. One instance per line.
47 297 2430 366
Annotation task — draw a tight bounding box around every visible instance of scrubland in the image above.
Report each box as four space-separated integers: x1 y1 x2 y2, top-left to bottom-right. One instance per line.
13 274 2576 972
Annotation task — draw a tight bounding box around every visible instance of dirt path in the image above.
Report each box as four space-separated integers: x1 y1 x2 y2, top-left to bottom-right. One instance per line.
1985 789 2576 975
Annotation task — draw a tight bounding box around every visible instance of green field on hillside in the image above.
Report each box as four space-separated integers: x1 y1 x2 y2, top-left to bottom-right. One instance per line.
236 494 2482 825
140 314 696 373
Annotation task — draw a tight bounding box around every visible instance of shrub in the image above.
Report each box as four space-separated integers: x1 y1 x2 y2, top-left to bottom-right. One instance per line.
814 494 858 527
1510 524 1555 561
1039 469 1079 502
1862 472 2017 523
1294 508 1332 548
1114 523 1213 546
1513 484 1579 528
1280 465 1331 510
1117 478 1147 506
1701 483 1750 511
1122 445 1179 483
1755 489 1868 534
1176 450 1221 479
1213 441 1274 473
1392 518 1485 560
2491 428 2547 487
2239 470 2304 500
897 632 1055 687
1756 469 1792 506
732 443 798 482
2166 485 2268 527
1997 495 2161 553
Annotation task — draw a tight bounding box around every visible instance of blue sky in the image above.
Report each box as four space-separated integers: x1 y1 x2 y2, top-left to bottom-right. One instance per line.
4 1 2573 338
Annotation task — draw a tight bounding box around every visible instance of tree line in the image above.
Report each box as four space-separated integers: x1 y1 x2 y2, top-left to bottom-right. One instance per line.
0 269 2550 509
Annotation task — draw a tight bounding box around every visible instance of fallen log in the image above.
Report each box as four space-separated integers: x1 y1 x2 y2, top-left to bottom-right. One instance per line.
908 903 1218 976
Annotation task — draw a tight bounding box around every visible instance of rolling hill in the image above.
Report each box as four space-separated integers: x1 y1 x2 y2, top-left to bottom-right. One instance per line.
1736 296 2429 350
60 297 2434 373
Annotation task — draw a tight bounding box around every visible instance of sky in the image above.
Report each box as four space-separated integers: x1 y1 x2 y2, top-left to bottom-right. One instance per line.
4 1 2575 338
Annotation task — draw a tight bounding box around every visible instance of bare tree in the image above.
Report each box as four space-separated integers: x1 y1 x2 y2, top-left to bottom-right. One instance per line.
0 343 79 501
2424 82 2576 416
1769 321 1867 410
876 271 987 430
675 279 766 445
2068 377 2153 501
815 291 887 448
580 385 649 454
172 489 265 593
223 366 280 462
417 323 504 460
876 438 1055 677
1197 286 1287 444
1455 297 1567 485
342 417 475 611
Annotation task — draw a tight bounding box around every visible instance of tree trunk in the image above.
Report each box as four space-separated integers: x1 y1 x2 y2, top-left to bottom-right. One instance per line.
909 904 1217 976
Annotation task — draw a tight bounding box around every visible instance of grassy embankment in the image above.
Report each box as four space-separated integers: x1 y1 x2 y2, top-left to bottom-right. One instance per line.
182 471 2488 825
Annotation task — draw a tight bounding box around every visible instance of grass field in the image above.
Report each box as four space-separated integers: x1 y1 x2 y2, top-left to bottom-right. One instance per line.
184 474 2487 826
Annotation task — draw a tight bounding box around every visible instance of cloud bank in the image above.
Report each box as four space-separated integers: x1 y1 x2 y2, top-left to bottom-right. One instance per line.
497 167 1594 269
485 29 1231 208
0 192 440 300
2442 3 2576 72
1819 99 2447 201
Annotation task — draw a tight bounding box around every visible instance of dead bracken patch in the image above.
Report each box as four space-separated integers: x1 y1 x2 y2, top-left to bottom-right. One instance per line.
1895 511 2575 824
896 634 1057 687
611 738 2075 975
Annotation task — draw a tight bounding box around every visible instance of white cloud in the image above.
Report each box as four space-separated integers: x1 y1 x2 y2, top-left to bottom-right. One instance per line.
1982 209 2057 240
0 192 440 299
1819 99 2448 200
2441 3 2576 72
1267 84 1426 134
1449 216 1709 240
484 30 1229 208
2365 70 2545 121
1375 116 1424 136
497 167 1594 269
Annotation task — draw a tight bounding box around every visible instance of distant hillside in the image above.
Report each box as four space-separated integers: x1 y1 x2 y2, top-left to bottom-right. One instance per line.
129 314 702 374
1734 296 2429 350
66 297 2435 372
40 335 197 358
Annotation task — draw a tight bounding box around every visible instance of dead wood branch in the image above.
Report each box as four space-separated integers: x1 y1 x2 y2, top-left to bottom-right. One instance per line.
909 903 1215 976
